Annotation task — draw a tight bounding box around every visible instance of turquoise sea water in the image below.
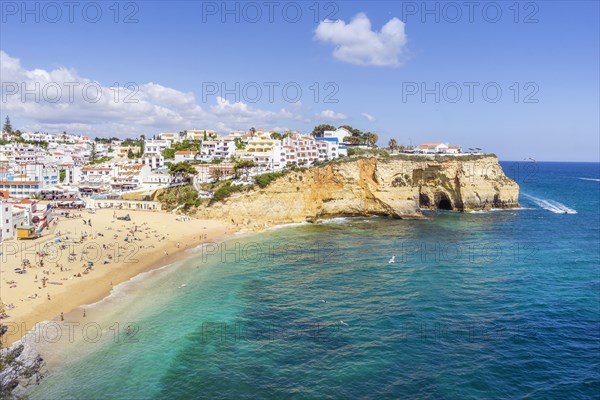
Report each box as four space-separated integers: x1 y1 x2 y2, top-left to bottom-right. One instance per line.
28 162 599 399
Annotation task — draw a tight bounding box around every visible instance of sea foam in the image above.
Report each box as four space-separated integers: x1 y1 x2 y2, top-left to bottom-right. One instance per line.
523 194 577 214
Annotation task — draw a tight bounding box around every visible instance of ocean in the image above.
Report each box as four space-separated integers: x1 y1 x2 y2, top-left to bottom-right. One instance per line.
26 162 600 399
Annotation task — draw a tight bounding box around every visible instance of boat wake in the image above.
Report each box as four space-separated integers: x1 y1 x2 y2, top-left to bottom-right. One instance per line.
577 177 600 182
523 194 577 214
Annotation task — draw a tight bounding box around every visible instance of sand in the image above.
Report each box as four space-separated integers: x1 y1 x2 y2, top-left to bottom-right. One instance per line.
0 208 234 347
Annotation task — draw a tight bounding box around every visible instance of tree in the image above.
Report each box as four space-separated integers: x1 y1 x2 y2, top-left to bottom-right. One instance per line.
364 132 379 147
127 148 135 159
88 142 98 163
234 138 246 150
249 127 256 136
270 132 282 140
388 138 398 151
2 116 13 133
234 160 256 180
338 125 363 136
59 170 66 182
344 136 363 145
211 168 224 182
168 162 198 182
311 124 336 138
0 324 45 398
140 134 146 155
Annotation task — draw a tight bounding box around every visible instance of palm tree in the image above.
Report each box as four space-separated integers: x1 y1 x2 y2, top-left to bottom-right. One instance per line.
211 168 223 182
388 138 398 152
364 132 379 147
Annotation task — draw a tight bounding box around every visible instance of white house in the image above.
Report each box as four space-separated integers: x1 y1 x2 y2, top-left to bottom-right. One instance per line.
174 151 198 163
416 143 461 154
159 132 183 143
186 130 217 141
322 127 353 143
0 198 29 241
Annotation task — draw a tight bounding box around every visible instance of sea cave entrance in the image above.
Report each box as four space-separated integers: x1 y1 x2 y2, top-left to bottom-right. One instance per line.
435 193 453 210
419 193 430 208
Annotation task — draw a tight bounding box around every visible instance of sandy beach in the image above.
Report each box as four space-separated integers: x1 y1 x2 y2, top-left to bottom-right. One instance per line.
0 208 233 347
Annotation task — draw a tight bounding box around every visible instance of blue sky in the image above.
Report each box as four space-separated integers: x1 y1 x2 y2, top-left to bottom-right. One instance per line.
1 1 598 161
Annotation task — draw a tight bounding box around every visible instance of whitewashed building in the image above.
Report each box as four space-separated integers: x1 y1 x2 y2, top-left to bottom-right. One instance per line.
415 143 461 154
174 151 199 163
144 139 170 156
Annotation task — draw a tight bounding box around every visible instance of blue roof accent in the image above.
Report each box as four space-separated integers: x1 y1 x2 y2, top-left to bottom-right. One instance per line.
315 137 339 142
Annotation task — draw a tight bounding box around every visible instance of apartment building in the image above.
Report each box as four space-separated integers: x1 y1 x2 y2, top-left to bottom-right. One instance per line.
113 163 151 191
283 134 320 165
0 163 59 198
198 137 236 163
240 134 286 172
0 196 29 241
144 139 171 156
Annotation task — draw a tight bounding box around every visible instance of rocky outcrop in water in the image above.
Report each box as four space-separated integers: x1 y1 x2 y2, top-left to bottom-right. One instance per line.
194 155 520 230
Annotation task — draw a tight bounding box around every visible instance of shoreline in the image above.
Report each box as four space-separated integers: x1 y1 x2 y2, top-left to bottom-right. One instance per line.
0 209 236 348
0 207 527 349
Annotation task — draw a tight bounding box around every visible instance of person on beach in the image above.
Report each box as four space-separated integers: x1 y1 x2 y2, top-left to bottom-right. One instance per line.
83 309 86 317
61 312 64 321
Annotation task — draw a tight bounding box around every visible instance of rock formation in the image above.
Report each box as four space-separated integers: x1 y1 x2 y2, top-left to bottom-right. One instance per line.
194 155 520 230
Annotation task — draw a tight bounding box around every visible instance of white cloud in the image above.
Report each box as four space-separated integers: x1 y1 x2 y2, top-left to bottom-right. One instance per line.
317 109 347 120
314 13 408 67
0 51 302 137
361 112 375 122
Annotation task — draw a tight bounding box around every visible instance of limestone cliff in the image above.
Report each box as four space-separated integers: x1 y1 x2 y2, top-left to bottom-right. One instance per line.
194 155 520 230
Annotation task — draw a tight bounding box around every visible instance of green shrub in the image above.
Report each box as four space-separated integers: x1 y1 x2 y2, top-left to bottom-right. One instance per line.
347 148 390 158
157 184 200 210
255 171 287 188
210 182 250 205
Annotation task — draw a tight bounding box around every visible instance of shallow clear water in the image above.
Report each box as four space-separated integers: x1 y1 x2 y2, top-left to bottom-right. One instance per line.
29 162 600 399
